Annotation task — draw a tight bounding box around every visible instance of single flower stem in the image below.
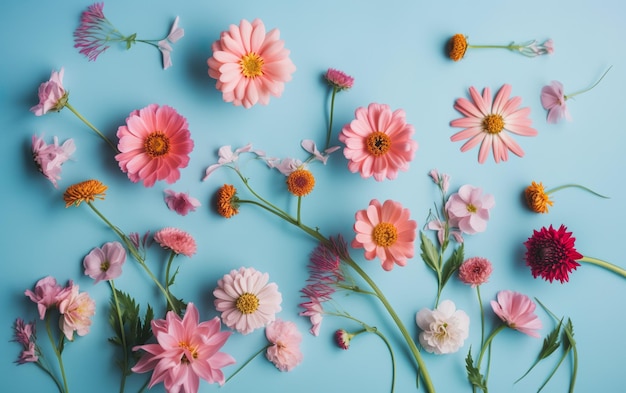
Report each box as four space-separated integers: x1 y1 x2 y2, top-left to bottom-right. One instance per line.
477 324 506 371
45 316 69 393
545 184 609 199
64 102 118 152
109 280 128 393
476 286 485 347
164 251 176 298
467 44 524 51
565 66 612 100
34 360 65 393
297 196 302 225
325 86 338 151
579 256 626 278
537 348 569 392
225 344 270 384
568 340 578 393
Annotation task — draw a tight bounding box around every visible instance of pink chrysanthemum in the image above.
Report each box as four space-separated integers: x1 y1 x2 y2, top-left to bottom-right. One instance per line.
265 319 303 372
30 68 67 116
24 276 65 320
445 185 495 235
83 241 126 283
31 134 75 188
164 189 201 216
115 104 194 187
352 199 417 271
57 281 96 341
213 267 282 335
324 68 354 91
132 303 235 391
339 103 418 181
207 18 296 108
154 227 197 257
490 290 542 337
458 257 493 287
523 224 583 283
450 84 538 164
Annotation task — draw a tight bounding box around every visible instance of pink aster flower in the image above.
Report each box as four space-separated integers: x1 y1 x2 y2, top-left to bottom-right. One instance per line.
207 18 296 108
115 104 194 187
213 267 282 335
24 276 65 320
57 281 96 340
339 103 418 181
158 16 185 69
83 241 126 284
31 134 75 188
416 300 470 354
445 185 495 235
450 84 538 164
324 68 354 91
154 227 197 257
265 319 303 372
203 143 265 180
30 68 67 116
132 303 235 391
164 189 201 216
490 290 542 338
458 257 493 287
352 199 417 271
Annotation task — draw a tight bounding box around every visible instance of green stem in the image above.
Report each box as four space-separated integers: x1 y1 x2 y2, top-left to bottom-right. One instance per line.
467 44 523 50
297 196 302 225
476 286 485 348
477 324 505 371
225 345 270 384
164 251 176 299
109 280 128 393
45 316 69 393
64 102 118 152
564 66 612 100
569 340 578 393
579 256 626 278
372 328 397 393
34 360 65 393
325 86 338 151
545 184 609 199
537 348 569 392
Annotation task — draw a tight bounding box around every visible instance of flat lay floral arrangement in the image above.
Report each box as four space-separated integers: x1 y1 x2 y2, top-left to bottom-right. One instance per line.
10 2 625 393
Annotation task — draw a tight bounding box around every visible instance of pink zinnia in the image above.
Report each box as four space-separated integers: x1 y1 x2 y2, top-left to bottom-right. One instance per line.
132 303 235 391
339 103 418 181
164 189 201 216
490 290 542 338
540 81 571 124
31 135 75 188
57 281 96 340
458 257 493 287
30 68 67 116
115 104 194 187
213 267 282 335
154 227 197 257
24 276 65 320
352 199 417 271
207 18 296 108
445 185 495 235
265 319 303 372
324 68 354 91
523 224 583 283
83 241 126 283
450 84 538 164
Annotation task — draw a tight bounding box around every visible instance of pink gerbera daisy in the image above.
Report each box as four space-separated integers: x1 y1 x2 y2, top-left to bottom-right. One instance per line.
339 103 418 181
352 199 417 271
490 290 542 337
207 18 296 108
154 227 197 257
450 84 538 163
115 104 194 187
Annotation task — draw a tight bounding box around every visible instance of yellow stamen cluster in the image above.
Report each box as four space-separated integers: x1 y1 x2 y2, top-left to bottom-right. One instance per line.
525 181 553 213
366 131 391 157
144 132 170 158
240 52 264 78
286 169 315 197
216 184 239 218
63 179 107 207
372 222 398 247
236 293 260 314
447 34 468 61
482 114 505 134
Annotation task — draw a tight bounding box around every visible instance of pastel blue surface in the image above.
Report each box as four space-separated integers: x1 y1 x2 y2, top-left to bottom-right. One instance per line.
2 1 625 392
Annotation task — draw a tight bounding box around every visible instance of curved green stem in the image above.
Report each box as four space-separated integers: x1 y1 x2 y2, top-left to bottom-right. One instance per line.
546 184 609 199
476 286 485 348
34 360 65 393
109 280 128 393
164 251 176 298
372 328 397 393
565 66 612 100
325 86 338 151
64 103 118 152
225 344 270 384
579 256 626 278
477 324 505 371
45 316 69 393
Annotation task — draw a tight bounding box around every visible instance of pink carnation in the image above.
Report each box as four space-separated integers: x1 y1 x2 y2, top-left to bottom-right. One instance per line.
57 281 96 340
24 276 65 320
445 185 495 235
154 227 197 257
164 189 201 216
30 68 67 116
265 319 303 372
458 257 493 287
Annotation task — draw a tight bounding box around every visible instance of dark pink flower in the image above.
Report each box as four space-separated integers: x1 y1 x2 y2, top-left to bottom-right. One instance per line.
523 224 583 283
324 68 354 91
83 241 126 283
458 257 493 287
265 319 303 372
12 318 38 364
73 3 116 61
164 189 201 216
24 276 65 320
154 227 197 257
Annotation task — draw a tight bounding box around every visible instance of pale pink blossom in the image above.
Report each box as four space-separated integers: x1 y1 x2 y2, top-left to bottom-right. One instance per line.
265 319 303 372
301 139 340 165
203 143 265 180
324 68 354 91
83 241 126 283
426 218 464 245
298 296 324 336
132 303 235 391
158 16 184 69
207 18 296 108
416 300 470 354
31 135 75 188
57 281 96 340
540 81 571 124
24 276 65 320
428 169 450 194
491 290 542 338
445 185 495 235
164 189 201 216
458 257 493 287
154 227 197 257
30 68 67 116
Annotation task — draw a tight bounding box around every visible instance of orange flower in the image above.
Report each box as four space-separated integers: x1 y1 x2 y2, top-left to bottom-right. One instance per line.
286 169 315 197
64 179 107 207
216 184 239 218
524 181 553 213
447 34 468 61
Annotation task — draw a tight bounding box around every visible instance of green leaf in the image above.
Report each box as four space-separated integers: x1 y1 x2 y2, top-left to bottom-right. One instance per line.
419 231 439 273
515 318 562 383
465 349 487 392
441 243 464 288
167 266 181 287
562 318 575 350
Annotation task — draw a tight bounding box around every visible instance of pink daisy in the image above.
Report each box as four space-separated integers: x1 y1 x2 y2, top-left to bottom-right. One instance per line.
352 199 417 271
324 68 354 91
132 303 235 391
207 18 296 108
213 267 282 335
115 104 194 187
450 84 538 163
490 290 542 338
164 189 201 216
265 319 303 372
154 227 197 257
339 103 418 181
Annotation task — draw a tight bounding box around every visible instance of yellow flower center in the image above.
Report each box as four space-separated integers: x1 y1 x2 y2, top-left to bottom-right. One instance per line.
372 222 398 247
179 341 198 364
240 52 264 78
100 260 110 272
466 203 477 213
366 131 391 157
482 114 505 134
448 34 468 61
435 322 449 340
236 293 260 314
286 169 316 197
144 132 170 158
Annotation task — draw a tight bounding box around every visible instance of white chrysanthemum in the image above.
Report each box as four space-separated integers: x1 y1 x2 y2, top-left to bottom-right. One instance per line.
416 300 470 354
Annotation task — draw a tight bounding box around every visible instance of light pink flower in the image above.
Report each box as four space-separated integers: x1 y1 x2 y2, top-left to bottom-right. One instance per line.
429 169 450 194
203 143 265 180
164 189 201 216
57 281 96 340
31 135 75 188
83 241 126 283
339 103 418 181
12 318 38 364
129 231 152 252
265 319 303 372
207 18 296 108
540 81 571 124
30 68 67 116
301 139 340 165
213 267 282 335
115 104 194 187
450 84 538 164
132 303 235 391
445 185 495 235
426 218 463 245
158 16 184 69
324 68 354 91
416 300 470 354
298 297 324 336
458 257 493 287
154 227 197 257
491 290 542 338
24 276 65 320
352 199 417 271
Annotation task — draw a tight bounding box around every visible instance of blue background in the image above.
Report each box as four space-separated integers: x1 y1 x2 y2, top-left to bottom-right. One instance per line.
2 1 625 392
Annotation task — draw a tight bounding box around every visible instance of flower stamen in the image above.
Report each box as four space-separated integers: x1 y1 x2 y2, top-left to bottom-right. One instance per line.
372 222 398 247
481 114 505 134
240 52 264 78
236 293 260 314
366 131 391 156
144 132 170 158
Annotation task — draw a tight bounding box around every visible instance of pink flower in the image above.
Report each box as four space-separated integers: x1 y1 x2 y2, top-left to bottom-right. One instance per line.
203 143 265 180
540 81 571 124
132 303 235 391
83 241 126 283
324 68 354 91
335 329 354 350
207 18 296 108
429 168 450 194
73 2 113 61
12 318 38 364
30 68 67 116
129 230 152 252
154 227 197 257
164 189 201 216
158 16 184 69
31 135 75 188
213 267 282 335
300 139 340 165
24 276 65 320
416 300 470 354
450 84 538 164
490 290 542 338
265 319 303 372
426 218 463 245
445 185 495 235
57 281 96 340
298 297 324 336
352 199 417 271
115 104 194 187
339 103 418 181
458 257 493 287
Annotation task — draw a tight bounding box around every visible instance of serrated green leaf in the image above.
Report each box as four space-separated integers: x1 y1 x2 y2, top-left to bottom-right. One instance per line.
419 231 440 273
167 266 181 287
441 243 464 288
465 349 487 391
515 318 562 383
